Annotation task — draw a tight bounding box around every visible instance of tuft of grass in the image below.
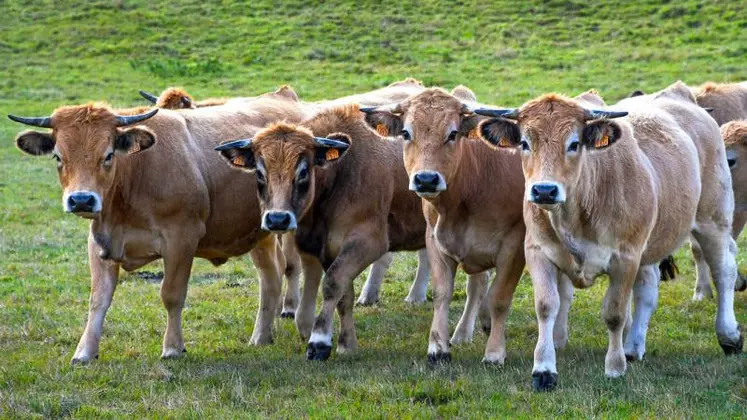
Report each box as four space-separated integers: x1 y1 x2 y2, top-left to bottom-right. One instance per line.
0 0 746 417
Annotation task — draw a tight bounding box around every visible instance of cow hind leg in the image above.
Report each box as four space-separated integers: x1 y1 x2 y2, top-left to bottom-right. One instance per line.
336 281 358 354
624 264 660 361
248 235 283 345
356 252 393 306
690 229 743 355
160 235 199 359
553 274 574 351
691 240 714 301
405 248 431 304
450 271 488 345
280 234 301 319
483 243 524 365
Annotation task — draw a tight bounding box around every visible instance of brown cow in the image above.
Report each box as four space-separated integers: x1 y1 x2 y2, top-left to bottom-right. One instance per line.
140 82 434 308
8 92 307 363
215 104 489 359
476 81 743 392
360 86 535 364
693 82 747 126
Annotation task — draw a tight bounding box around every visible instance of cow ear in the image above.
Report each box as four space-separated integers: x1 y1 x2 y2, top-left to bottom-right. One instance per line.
363 111 403 138
314 133 351 167
115 126 156 155
16 130 55 155
582 120 622 150
477 118 520 148
215 139 256 171
460 114 486 141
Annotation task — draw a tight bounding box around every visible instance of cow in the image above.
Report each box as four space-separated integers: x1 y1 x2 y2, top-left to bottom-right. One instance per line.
475 81 743 392
214 103 490 360
359 86 541 365
693 81 747 126
8 91 308 364
139 82 434 307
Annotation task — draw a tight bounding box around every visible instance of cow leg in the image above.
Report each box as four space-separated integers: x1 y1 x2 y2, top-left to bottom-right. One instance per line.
603 255 639 378
72 233 120 364
160 234 199 359
691 240 713 301
306 231 384 361
690 229 743 355
450 271 488 345
526 243 561 392
426 229 458 364
296 254 323 340
247 235 283 345
405 248 431 304
483 228 525 365
280 233 301 319
624 264 660 361
553 274 574 351
732 211 747 292
336 280 358 354
478 280 492 335
357 252 393 306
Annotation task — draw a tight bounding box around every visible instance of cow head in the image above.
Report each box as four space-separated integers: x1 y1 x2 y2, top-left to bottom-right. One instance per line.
360 87 484 199
9 105 158 218
215 122 349 232
475 95 627 210
140 87 196 109
722 120 747 207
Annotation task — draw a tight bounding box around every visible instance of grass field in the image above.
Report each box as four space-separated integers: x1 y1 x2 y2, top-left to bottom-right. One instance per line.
1 0 746 417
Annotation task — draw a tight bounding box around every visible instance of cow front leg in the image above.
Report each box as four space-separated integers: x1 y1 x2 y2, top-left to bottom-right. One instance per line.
405 248 431 304
526 243 561 392
426 229 458 364
357 252 393 306
306 232 384 361
160 234 199 359
603 255 639 378
624 264 660 361
450 271 488 345
296 254 323 340
248 235 283 345
336 280 358 354
72 233 120 364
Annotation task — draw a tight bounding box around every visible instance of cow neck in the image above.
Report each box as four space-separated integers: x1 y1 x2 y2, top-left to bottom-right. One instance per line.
91 158 140 235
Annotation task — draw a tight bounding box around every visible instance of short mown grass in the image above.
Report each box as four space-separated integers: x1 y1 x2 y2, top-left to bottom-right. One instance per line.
0 0 745 418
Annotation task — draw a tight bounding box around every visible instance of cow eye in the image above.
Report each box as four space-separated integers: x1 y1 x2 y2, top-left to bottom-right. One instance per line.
520 140 530 152
400 130 411 142
103 152 114 166
445 130 458 144
297 167 309 183
52 153 62 167
256 170 266 184
567 141 580 153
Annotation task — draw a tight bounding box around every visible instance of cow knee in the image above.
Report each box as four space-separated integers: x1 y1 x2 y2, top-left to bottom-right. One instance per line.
604 313 624 332
536 299 558 320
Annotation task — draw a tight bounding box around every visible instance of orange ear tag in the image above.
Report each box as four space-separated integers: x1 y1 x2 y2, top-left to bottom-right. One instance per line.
595 134 610 148
376 123 389 137
467 128 480 140
232 155 246 166
326 148 340 161
498 137 512 147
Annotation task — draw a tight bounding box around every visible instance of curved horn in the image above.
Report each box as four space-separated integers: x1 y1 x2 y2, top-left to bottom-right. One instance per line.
215 138 252 151
115 108 159 127
583 109 628 120
313 137 350 151
7 114 52 128
181 96 193 108
473 108 520 119
359 103 402 114
139 90 159 104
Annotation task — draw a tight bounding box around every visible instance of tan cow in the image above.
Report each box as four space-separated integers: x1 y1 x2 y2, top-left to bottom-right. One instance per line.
360 86 535 364
8 91 307 363
215 104 489 359
476 81 743 392
693 82 747 126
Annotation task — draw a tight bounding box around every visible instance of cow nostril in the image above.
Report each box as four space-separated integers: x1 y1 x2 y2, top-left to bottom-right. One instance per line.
548 186 558 198
85 195 96 205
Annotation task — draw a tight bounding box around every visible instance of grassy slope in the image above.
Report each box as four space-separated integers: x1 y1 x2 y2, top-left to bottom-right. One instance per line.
0 0 746 417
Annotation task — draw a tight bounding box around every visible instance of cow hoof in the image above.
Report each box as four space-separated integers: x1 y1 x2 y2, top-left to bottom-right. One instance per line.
531 371 558 392
427 351 451 367
481 324 492 335
404 295 427 304
71 353 98 365
161 347 187 359
625 352 645 362
736 273 747 292
719 327 744 356
355 299 378 307
481 352 506 366
280 311 295 319
306 342 332 361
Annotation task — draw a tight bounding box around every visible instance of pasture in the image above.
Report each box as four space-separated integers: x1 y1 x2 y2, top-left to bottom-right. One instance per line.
1 0 746 417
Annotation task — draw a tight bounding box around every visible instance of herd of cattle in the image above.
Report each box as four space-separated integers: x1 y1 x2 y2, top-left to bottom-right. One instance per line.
7 78 746 392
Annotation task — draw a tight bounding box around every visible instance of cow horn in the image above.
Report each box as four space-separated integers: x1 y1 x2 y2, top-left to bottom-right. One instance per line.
215 138 253 151
583 109 628 120
115 108 159 126
139 90 159 104
359 103 402 114
313 137 350 150
7 114 53 128
181 96 193 107
473 108 520 119
703 107 714 113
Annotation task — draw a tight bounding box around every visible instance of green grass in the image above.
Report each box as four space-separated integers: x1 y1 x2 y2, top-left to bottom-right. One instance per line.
1 0 746 417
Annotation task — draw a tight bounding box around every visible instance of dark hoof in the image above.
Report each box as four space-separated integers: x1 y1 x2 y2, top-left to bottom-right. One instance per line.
625 353 643 362
719 326 744 356
306 342 332 361
532 371 558 392
736 273 747 292
427 351 451 367
481 324 492 335
280 311 295 320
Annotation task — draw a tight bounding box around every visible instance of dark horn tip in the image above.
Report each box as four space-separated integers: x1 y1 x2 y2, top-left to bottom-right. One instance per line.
138 90 159 103
359 106 376 113
215 139 251 151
